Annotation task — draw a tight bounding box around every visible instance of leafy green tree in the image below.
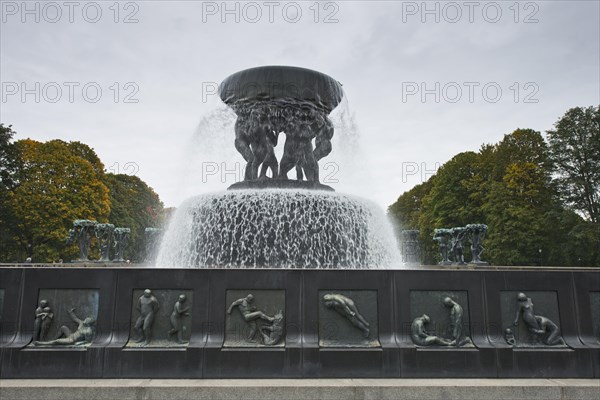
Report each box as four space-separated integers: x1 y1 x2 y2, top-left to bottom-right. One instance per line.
0 124 21 191
546 106 600 223
493 129 550 174
388 125 595 266
418 152 485 263
390 152 486 264
547 107 600 223
546 106 600 266
420 152 484 228
388 180 433 263
4 139 110 262
543 209 599 266
0 124 23 261
104 173 164 262
388 180 432 230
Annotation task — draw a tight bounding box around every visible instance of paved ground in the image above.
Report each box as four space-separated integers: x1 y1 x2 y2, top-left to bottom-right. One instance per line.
1 379 598 400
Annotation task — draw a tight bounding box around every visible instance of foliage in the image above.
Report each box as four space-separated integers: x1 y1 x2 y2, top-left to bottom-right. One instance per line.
2 139 110 262
104 173 164 261
482 162 553 265
417 152 484 264
546 106 600 223
389 112 599 267
0 123 21 191
420 152 484 227
0 122 168 263
0 124 23 261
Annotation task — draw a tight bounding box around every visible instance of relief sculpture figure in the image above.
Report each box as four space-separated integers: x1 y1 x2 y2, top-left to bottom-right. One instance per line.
168 294 190 344
33 299 53 342
513 292 541 332
227 294 276 344
259 310 284 346
410 314 453 346
512 292 565 346
35 308 95 346
134 289 160 345
504 328 516 346
443 297 472 346
323 293 370 338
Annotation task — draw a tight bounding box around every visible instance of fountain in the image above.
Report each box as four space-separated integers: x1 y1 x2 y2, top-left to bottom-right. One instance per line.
0 66 598 382
157 66 400 269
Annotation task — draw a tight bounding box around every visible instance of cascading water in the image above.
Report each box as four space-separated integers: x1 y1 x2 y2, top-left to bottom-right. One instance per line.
157 190 399 268
157 66 401 269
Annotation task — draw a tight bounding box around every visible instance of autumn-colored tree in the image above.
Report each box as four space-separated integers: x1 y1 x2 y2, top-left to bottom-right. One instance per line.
482 162 554 265
4 139 110 262
480 130 559 265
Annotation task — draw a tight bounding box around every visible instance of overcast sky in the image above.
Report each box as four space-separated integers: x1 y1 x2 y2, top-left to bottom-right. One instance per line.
1 0 599 209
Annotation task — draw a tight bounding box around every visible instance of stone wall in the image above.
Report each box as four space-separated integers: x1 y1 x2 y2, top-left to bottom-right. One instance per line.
0 267 598 378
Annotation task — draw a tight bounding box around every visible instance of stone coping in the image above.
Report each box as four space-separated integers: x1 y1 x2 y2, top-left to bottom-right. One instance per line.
1 263 599 271
1 379 598 400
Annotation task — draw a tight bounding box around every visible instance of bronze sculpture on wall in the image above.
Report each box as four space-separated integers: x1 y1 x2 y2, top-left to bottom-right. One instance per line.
323 293 371 338
134 289 160 346
34 308 96 346
168 294 190 344
33 299 53 342
511 292 565 346
227 293 284 346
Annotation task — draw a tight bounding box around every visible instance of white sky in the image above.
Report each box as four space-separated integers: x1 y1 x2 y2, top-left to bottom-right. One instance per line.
1 0 599 208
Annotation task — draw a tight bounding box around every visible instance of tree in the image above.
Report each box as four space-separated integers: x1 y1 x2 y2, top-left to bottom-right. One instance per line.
4 139 110 262
544 208 599 266
388 180 432 230
420 152 484 229
0 124 23 261
388 152 486 264
67 141 106 177
388 180 433 263
104 173 164 261
388 126 594 266
482 162 555 265
493 128 550 174
0 123 21 191
0 127 167 263
546 106 600 223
